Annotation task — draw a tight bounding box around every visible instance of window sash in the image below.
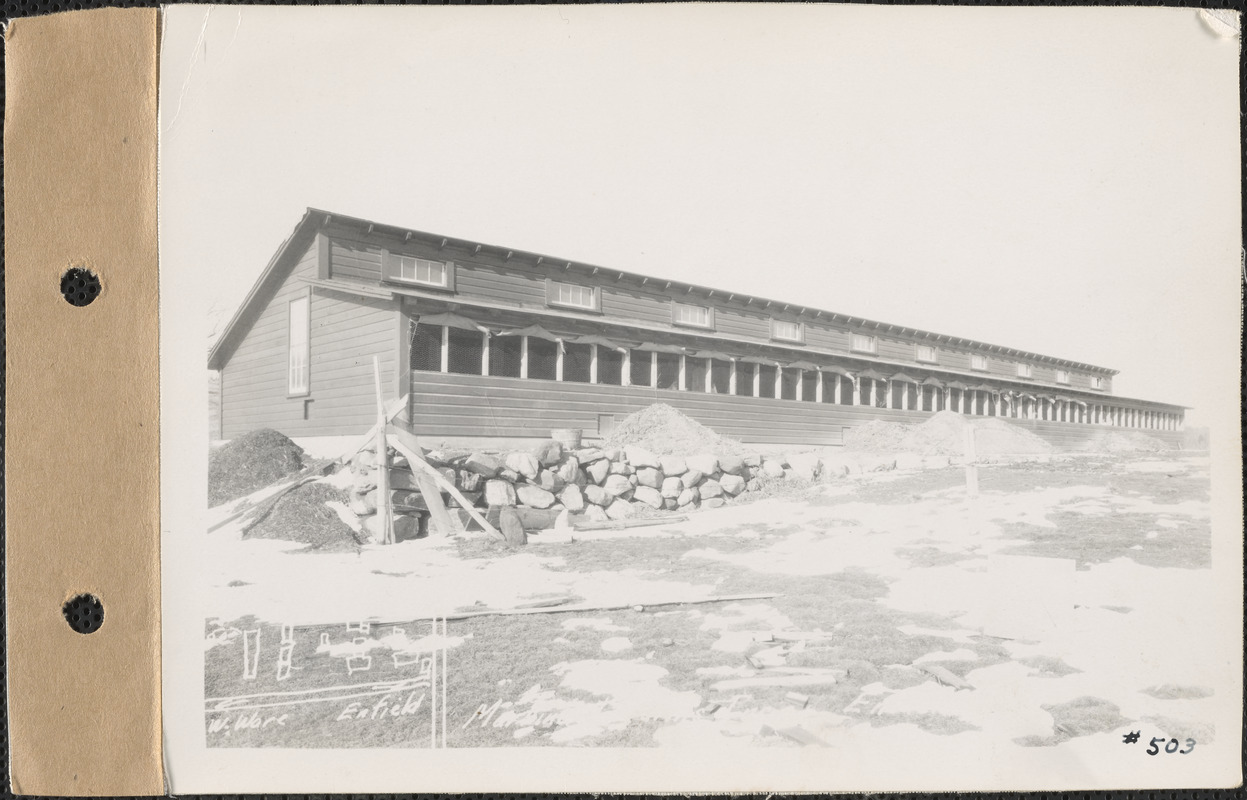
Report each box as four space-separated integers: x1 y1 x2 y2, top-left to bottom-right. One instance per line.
1017 363 1033 378
673 302 711 327
916 344 937 363
287 296 309 394
851 334 876 353
1055 370 1069 384
552 282 596 309
970 354 988 371
772 320 803 341
393 255 448 287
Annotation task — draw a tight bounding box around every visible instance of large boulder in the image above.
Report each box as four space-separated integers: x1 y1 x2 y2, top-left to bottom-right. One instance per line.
609 461 635 476
605 499 637 520
719 473 747 496
761 459 786 478
499 468 521 483
535 469 564 494
463 453 503 478
687 454 720 475
718 454 746 476
702 497 725 509
677 487 699 507
603 474 634 498
602 447 623 462
559 484 585 512
516 484 556 509
555 456 581 485
484 480 517 507
683 468 705 487
624 445 661 469
744 454 763 468
505 452 540 481
533 439 564 467
659 455 687 476
584 484 612 506
575 448 606 464
635 467 663 489
586 459 611 485
660 476 684 499
699 478 724 499
633 485 663 509
362 513 421 542
583 503 609 522
438 467 457 487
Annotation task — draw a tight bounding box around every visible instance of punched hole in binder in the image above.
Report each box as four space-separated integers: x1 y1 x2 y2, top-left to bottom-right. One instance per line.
63 594 104 634
60 267 100 307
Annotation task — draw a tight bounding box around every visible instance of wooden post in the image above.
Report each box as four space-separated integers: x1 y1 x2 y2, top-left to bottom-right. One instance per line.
705 358 714 393
729 360 737 395
753 364 761 397
589 343 598 384
815 370 824 403
520 335 529 379
481 331 490 376
795 369 803 401
964 424 979 497
678 354 687 391
439 326 449 373
834 374 842 404
621 348 631 386
650 351 658 388
556 339 564 381
373 356 394 545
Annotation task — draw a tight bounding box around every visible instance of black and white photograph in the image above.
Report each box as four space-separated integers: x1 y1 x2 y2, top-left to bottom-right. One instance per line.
158 5 1242 793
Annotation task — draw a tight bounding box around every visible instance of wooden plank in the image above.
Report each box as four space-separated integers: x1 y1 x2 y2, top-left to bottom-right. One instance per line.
373 357 394 545
386 425 487 538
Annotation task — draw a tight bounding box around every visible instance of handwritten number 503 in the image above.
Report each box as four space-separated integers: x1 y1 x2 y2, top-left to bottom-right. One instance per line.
1148 736 1196 755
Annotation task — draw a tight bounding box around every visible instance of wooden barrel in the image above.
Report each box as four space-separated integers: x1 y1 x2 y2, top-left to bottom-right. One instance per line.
551 428 582 450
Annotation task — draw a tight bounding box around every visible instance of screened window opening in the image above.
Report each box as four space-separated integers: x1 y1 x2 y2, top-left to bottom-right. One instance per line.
685 357 708 392
630 350 653 387
447 327 484 375
710 359 731 394
757 365 777 399
839 376 855 405
735 362 755 396
489 335 523 378
906 383 918 410
801 370 819 402
410 322 442 372
287 295 309 395
858 378 871 405
597 347 623 386
527 337 558 381
563 342 592 383
889 381 903 409
656 353 681 390
780 368 799 401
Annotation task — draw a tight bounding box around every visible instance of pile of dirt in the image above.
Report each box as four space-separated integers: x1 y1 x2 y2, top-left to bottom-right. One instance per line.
842 420 911 453
1083 431 1169 454
603 402 748 455
209 428 306 506
845 411 1052 456
245 481 363 552
902 411 1051 456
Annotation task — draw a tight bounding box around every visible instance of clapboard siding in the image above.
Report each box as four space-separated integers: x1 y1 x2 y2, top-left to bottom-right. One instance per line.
329 238 383 283
221 237 399 438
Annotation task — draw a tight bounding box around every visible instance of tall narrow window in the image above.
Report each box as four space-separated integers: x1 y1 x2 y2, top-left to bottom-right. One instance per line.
735 362 755 396
597 347 624 386
562 342 592 383
757 365 777 399
630 350 653 387
489 335 523 378
1091 375 1104 390
287 295 310 395
446 327 484 375
410 322 442 372
527 338 559 381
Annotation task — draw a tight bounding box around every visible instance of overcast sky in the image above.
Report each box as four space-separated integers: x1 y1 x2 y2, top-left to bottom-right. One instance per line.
159 5 1240 420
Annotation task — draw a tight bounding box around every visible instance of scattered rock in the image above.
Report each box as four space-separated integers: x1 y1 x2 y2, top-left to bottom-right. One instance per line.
484 479 518 507
516 484 556 509
746 478 762 492
458 470 483 492
505 452 540 481
633 485 664 509
677 487 699 507
555 457 581 485
576 448 606 464
535 469 564 494
628 473 640 486
609 461 635 476
583 504 609 522
684 468 705 487
761 460 785 478
786 452 820 481
499 468 521 483
662 498 679 511
602 447 623 462
718 454 746 476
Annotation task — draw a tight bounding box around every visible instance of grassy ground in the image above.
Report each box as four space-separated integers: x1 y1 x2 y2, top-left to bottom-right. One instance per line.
204 454 1212 749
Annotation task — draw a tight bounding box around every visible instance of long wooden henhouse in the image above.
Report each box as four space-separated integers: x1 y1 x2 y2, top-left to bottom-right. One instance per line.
208 209 1187 450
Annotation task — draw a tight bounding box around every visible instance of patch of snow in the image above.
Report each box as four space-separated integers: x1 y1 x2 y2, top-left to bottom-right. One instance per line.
601 637 633 653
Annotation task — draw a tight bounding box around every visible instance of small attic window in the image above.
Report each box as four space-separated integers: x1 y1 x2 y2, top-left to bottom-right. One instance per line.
384 252 455 290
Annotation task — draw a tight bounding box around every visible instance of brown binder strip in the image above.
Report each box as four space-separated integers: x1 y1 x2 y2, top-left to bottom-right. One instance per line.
4 8 163 795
